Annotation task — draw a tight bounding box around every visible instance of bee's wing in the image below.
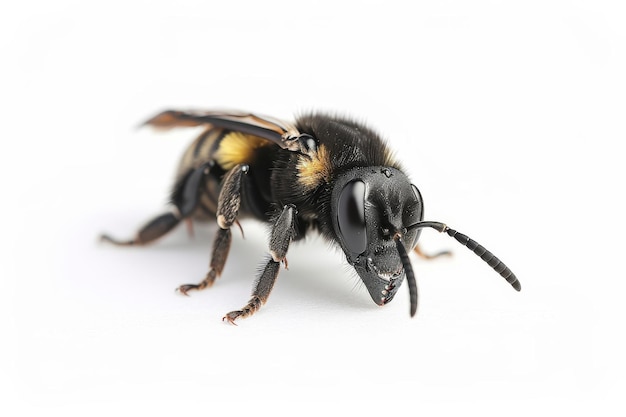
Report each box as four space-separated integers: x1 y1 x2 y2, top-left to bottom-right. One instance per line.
143 110 303 152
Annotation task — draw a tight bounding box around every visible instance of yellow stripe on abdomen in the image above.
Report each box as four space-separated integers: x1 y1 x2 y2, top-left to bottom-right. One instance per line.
214 132 272 170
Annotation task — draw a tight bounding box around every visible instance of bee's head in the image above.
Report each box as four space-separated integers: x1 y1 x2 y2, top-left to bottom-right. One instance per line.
331 166 424 314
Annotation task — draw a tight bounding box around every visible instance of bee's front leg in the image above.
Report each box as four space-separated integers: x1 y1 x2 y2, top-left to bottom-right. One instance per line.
413 245 452 260
223 204 297 324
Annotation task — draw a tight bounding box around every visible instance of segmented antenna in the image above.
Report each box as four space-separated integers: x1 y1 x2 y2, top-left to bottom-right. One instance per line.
394 235 418 317
406 221 521 291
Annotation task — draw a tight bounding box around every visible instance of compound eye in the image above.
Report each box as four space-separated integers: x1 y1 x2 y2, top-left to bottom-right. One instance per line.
411 184 424 221
337 180 367 256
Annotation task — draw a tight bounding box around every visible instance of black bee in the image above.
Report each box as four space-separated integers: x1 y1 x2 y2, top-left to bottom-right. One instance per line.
102 110 520 323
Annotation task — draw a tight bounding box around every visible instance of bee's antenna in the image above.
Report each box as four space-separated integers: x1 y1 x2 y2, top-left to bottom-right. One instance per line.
394 233 418 317
406 221 521 291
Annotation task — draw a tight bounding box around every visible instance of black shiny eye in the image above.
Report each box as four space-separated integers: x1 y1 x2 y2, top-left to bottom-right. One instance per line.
337 180 367 256
410 184 424 222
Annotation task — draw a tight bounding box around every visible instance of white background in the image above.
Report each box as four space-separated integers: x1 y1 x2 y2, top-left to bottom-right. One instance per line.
2 0 625 415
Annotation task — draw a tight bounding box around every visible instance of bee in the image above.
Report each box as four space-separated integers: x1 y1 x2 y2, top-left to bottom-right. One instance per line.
102 110 520 323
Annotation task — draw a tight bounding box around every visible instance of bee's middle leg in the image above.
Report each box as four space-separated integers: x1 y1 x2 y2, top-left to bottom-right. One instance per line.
177 164 248 295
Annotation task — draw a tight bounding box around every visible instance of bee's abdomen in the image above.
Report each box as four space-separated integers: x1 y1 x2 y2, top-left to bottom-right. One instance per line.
176 127 227 177
174 126 278 222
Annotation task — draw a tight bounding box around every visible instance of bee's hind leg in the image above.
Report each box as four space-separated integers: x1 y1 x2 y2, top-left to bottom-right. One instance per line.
100 161 213 246
100 212 181 246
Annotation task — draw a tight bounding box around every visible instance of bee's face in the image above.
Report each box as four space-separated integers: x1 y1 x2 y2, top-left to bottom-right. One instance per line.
331 167 424 307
